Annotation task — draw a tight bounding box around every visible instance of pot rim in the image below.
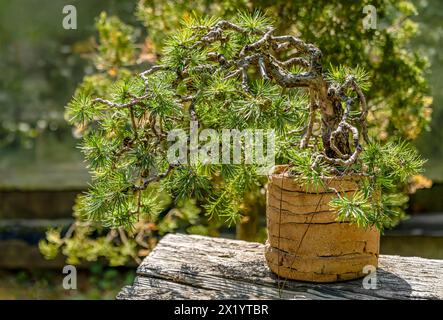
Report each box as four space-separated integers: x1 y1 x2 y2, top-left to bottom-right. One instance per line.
269 164 363 181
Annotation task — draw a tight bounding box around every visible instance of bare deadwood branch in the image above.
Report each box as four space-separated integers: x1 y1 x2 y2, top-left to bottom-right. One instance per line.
300 88 318 148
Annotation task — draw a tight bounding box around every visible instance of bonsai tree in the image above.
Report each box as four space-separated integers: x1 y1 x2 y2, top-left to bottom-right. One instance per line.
40 11 425 265
70 13 424 228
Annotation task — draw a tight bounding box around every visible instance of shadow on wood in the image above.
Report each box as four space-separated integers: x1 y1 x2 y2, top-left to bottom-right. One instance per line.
117 234 442 300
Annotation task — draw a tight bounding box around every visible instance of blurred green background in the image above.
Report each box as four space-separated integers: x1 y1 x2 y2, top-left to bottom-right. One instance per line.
0 0 442 299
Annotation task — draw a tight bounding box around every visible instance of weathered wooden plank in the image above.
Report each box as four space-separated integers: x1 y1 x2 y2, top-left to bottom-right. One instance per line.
118 234 443 300
117 279 228 300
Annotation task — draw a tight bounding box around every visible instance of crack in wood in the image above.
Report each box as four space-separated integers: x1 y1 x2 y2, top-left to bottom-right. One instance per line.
117 234 443 300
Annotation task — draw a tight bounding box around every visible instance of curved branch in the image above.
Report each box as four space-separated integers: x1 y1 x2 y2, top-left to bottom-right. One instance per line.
339 76 369 143
240 27 274 57
133 164 178 191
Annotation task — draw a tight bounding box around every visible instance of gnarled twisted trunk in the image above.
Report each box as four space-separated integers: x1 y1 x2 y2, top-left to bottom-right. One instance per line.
317 80 352 158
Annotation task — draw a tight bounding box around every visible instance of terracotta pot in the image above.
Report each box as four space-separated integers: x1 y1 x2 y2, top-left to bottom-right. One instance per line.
264 165 379 282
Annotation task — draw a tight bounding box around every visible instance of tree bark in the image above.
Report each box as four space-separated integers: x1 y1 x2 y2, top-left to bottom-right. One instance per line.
317 81 351 158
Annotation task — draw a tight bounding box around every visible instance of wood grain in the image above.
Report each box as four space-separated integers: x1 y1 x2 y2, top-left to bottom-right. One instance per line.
117 233 443 300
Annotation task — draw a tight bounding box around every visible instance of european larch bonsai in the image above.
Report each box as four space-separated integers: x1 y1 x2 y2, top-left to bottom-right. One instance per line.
40 12 425 268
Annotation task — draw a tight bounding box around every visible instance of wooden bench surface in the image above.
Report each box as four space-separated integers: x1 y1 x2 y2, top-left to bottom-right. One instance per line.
117 233 443 300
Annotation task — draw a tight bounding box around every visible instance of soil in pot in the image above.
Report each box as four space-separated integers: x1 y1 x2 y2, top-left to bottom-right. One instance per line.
265 165 379 283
